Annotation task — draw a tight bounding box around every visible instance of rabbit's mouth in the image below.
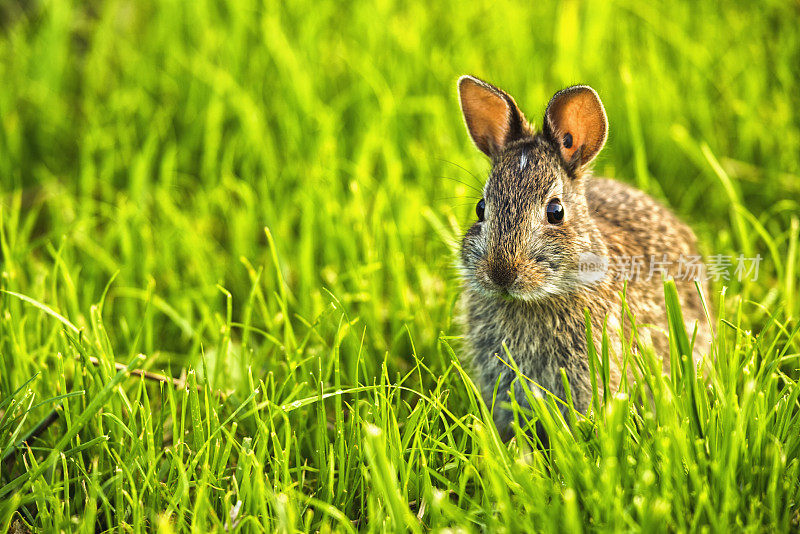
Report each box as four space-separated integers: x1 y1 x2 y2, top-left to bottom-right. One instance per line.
472 259 565 302
498 289 515 302
476 283 565 304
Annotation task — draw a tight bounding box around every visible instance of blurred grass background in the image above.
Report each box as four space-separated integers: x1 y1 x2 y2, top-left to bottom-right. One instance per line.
0 0 799 531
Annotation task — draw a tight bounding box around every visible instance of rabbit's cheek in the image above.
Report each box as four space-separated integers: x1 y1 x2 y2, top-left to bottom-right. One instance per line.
474 259 496 288
460 224 488 268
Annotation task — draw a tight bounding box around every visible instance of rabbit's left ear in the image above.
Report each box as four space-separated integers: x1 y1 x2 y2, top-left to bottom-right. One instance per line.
544 85 608 169
458 75 527 160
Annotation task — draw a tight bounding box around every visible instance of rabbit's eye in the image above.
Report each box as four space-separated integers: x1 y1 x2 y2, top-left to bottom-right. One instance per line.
546 199 564 224
563 133 573 149
476 199 485 221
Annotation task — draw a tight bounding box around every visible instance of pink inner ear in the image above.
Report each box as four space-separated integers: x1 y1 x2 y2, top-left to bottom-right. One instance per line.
548 89 607 166
461 82 511 153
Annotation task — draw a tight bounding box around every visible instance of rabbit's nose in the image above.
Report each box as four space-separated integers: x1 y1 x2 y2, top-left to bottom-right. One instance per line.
488 260 518 288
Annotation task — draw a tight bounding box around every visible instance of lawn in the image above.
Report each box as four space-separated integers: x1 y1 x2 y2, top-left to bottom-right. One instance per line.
0 0 799 531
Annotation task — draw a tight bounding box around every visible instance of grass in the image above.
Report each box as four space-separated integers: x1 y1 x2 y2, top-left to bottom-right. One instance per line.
0 0 799 531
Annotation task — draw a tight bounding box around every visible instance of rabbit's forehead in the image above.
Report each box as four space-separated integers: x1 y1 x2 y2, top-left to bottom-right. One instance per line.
485 141 564 204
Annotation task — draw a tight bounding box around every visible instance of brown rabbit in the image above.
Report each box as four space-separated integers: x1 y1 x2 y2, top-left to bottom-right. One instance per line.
456 75 710 437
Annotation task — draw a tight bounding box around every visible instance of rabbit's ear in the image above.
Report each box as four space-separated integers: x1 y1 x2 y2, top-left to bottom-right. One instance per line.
543 85 608 170
458 75 527 160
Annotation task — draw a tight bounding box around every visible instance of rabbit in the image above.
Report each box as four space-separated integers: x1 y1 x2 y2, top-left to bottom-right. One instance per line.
456 75 711 438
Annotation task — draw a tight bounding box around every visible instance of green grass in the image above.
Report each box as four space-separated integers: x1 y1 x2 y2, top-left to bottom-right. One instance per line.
1 0 799 531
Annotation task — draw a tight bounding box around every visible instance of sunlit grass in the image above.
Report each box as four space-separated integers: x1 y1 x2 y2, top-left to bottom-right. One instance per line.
0 0 799 531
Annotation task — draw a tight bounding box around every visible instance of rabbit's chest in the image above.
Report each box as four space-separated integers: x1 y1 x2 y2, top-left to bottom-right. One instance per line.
467 304 580 391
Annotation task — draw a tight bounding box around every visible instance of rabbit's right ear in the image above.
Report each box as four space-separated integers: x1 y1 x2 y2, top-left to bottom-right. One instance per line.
458 75 526 160
543 85 608 170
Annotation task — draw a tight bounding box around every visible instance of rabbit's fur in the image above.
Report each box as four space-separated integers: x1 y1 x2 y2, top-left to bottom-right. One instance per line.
457 76 710 436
